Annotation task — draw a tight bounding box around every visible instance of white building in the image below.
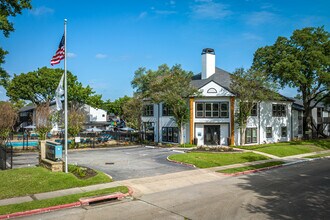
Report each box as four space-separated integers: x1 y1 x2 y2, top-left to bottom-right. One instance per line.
141 48 329 146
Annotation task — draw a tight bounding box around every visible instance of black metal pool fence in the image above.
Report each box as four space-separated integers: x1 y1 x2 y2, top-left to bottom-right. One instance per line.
0 142 13 170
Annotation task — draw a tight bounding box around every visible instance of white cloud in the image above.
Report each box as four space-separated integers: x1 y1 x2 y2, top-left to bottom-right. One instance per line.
155 10 177 15
67 52 76 58
30 6 54 16
138 11 148 19
191 0 232 20
242 33 263 41
169 0 176 5
245 11 277 26
95 53 107 59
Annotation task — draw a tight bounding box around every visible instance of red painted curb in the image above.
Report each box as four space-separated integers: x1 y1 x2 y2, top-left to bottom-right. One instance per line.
0 202 81 220
0 188 134 219
167 156 197 168
222 164 284 176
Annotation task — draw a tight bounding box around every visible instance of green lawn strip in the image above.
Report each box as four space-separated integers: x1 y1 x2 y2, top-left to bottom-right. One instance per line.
236 140 330 157
0 167 111 200
177 144 196 148
304 152 330 159
0 186 128 216
168 152 269 168
217 161 285 174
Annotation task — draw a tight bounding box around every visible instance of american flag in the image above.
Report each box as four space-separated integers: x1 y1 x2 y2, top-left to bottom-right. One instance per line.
50 35 65 65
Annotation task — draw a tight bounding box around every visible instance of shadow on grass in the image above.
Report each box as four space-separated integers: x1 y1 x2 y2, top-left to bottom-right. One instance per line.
240 155 268 162
236 159 330 219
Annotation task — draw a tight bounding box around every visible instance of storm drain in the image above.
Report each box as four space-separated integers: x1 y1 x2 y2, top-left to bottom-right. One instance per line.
80 193 125 206
105 162 114 165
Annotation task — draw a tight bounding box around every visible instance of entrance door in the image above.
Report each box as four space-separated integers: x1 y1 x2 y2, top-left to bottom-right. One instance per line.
204 125 220 145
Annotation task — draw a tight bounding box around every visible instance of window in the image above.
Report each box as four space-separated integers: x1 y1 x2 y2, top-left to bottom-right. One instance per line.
266 127 272 138
246 128 257 144
251 103 258 116
162 104 174 116
162 127 178 143
298 125 303 135
196 103 204 117
195 102 229 118
272 104 286 117
220 102 229 118
143 105 154 116
205 103 212 117
281 126 287 137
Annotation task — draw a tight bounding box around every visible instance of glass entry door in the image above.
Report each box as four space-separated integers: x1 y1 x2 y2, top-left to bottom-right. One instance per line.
204 125 220 145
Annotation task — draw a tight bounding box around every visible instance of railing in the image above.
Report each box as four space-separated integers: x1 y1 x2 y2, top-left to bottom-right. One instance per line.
0 142 13 170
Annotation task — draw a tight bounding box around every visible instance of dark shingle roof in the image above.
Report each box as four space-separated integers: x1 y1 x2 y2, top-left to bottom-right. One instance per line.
191 67 233 93
19 105 36 112
191 67 294 102
291 98 330 111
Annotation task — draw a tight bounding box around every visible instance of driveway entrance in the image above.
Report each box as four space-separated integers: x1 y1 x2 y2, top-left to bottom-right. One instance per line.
68 146 194 180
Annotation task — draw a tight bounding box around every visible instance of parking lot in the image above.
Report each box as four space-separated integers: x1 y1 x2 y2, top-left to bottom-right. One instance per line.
12 146 194 180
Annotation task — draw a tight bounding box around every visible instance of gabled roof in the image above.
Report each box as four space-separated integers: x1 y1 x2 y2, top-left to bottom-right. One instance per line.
191 67 233 93
192 67 292 101
291 98 330 111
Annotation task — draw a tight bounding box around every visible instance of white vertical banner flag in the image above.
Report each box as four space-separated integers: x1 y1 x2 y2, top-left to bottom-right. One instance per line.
55 73 64 111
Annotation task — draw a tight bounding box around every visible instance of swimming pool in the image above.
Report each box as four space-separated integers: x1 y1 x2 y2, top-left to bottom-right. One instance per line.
6 141 39 147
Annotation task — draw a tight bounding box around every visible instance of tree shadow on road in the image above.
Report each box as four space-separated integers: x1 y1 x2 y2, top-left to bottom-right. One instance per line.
236 159 330 220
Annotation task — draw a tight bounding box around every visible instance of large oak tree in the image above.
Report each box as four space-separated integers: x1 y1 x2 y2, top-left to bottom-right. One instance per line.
0 0 32 88
252 27 330 138
132 64 199 144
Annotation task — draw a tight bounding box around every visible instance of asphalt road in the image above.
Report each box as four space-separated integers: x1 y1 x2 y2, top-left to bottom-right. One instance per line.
21 158 330 220
12 146 194 180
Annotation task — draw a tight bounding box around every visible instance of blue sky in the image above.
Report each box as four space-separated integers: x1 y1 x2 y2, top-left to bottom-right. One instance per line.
1 0 329 101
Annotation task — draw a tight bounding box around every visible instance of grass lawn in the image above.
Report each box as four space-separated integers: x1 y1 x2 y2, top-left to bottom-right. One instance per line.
177 144 197 148
217 161 285 174
304 152 330 159
168 152 269 168
0 167 111 200
237 139 330 157
0 186 128 215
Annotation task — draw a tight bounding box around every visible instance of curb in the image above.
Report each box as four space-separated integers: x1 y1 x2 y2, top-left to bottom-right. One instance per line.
0 188 134 220
0 202 81 220
166 156 197 168
222 164 284 176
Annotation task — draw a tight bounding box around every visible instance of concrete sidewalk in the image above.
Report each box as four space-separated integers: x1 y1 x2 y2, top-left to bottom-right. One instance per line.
1 149 329 208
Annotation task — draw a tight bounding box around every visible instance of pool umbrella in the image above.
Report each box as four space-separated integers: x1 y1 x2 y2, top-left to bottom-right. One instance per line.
24 125 36 129
85 128 103 132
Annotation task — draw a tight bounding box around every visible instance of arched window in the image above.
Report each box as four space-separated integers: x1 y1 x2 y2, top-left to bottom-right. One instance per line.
207 88 217 93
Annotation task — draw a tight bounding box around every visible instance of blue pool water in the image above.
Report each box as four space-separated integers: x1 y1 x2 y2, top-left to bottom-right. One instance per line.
6 141 39 147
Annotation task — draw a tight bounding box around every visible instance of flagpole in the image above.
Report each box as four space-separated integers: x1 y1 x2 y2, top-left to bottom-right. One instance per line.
64 19 68 173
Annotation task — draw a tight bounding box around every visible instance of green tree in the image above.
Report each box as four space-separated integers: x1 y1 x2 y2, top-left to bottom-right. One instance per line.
5 67 103 108
252 27 330 139
0 102 17 144
103 96 131 117
68 107 85 138
0 0 32 87
132 64 199 144
230 68 279 145
35 102 51 140
122 95 142 129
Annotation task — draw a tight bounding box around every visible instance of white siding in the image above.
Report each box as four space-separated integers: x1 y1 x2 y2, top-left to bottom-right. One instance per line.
200 81 233 97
